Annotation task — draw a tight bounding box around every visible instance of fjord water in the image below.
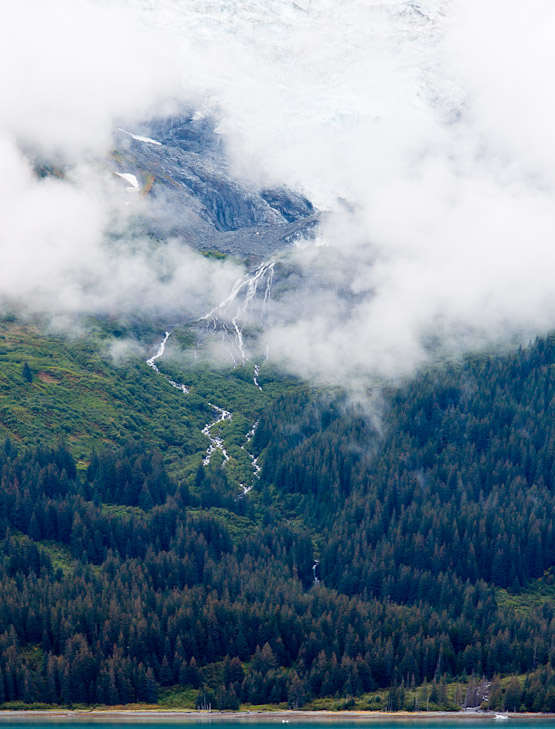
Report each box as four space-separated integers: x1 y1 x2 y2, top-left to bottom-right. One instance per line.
2 721 555 729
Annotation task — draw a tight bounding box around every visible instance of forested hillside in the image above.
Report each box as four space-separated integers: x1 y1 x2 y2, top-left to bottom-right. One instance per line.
2 326 555 711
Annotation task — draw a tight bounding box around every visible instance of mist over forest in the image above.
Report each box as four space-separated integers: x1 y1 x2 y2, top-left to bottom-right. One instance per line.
1 0 555 714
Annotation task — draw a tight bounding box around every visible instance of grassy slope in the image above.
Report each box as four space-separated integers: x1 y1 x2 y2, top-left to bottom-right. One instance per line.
0 317 299 489
496 568 555 615
0 318 207 468
0 317 285 608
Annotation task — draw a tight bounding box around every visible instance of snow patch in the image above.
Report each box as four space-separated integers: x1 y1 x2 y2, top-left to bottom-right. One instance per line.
118 128 162 146
114 171 139 190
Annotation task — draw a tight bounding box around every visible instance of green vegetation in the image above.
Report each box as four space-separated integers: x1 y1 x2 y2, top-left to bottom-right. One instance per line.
3 323 555 710
200 250 228 261
157 687 198 709
0 318 293 489
497 569 555 615
0 318 208 465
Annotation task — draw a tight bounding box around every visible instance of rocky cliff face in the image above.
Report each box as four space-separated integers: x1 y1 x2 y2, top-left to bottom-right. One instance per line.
113 113 318 261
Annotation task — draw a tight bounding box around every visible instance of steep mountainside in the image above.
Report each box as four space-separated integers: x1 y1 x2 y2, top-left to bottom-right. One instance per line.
2 322 555 711
4 0 555 713
113 114 318 260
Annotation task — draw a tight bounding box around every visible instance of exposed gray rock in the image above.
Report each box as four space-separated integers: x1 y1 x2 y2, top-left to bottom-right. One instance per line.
113 113 318 261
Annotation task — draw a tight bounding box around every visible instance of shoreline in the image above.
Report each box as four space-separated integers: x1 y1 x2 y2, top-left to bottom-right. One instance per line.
0 710 554 721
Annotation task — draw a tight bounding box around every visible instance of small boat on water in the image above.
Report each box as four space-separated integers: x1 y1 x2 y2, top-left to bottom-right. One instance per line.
495 715 509 720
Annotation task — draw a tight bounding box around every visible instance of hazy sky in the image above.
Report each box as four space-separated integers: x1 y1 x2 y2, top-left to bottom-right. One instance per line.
3 0 555 382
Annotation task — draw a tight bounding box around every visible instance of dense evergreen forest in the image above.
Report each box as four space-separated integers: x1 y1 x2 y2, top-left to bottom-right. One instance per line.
3 331 555 711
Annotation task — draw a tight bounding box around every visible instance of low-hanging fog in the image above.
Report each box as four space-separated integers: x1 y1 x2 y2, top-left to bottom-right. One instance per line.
3 0 555 383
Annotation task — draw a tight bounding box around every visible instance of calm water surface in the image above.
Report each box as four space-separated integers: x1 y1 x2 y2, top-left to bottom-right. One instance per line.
1 721 555 729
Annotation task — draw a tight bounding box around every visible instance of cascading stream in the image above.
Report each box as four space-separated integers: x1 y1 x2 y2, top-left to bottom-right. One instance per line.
145 330 171 373
253 364 262 391
147 258 275 488
313 560 320 585
239 419 261 496
201 260 275 365
146 330 260 488
146 331 232 466
146 330 189 393
202 405 232 466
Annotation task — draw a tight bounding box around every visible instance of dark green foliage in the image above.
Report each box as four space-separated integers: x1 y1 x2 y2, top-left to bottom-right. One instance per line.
4 334 555 708
260 338 555 594
21 363 32 383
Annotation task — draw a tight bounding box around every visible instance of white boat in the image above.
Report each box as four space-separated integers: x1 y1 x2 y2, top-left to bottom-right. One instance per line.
495 715 509 720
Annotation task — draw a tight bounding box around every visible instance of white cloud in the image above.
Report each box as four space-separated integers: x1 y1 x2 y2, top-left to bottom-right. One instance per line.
1 0 180 159
0 0 243 323
207 0 555 383
4 0 555 386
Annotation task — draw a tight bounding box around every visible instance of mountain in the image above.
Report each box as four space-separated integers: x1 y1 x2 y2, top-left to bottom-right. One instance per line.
113 114 318 261
4 94 555 714
2 0 555 713
2 305 555 711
